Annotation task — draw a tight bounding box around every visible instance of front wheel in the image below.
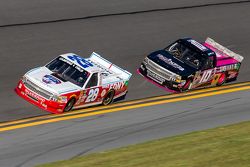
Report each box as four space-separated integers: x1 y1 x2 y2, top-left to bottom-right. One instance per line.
217 73 226 86
102 90 115 106
181 79 191 92
63 98 76 112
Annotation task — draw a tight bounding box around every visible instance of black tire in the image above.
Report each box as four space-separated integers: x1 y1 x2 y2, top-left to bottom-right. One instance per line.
102 90 115 106
63 98 76 112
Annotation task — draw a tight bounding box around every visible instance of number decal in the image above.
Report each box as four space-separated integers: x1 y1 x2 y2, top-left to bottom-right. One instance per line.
68 55 93 68
85 88 99 102
200 70 213 83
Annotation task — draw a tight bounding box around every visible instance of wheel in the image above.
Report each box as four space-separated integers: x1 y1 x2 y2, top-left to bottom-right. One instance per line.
181 79 191 92
63 98 76 112
217 73 226 86
102 90 115 106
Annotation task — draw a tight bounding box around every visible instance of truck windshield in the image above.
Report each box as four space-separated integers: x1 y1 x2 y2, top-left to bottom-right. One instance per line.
165 42 206 69
45 56 90 87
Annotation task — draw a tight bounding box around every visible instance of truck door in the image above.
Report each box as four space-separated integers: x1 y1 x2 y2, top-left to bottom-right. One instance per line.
193 56 215 87
84 72 102 104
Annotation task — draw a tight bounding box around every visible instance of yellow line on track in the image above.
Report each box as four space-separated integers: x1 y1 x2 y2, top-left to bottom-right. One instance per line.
0 81 250 127
0 84 250 132
1 81 249 127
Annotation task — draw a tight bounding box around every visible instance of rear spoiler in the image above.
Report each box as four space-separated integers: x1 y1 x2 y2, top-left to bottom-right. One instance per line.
205 37 244 62
89 52 132 80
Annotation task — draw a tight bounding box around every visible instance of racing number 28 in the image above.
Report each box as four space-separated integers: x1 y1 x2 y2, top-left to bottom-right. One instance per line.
85 88 99 102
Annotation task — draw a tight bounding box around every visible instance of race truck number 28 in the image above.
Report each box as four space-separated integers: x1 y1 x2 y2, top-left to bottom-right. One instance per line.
86 88 100 102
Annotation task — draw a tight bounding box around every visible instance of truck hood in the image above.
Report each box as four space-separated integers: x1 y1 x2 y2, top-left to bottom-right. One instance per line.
25 67 80 95
147 50 196 77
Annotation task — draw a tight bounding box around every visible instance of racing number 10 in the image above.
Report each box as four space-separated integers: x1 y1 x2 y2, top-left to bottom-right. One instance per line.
200 70 213 83
86 88 99 102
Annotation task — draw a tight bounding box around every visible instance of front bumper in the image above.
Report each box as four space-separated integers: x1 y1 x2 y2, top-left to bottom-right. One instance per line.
138 64 182 91
15 80 66 114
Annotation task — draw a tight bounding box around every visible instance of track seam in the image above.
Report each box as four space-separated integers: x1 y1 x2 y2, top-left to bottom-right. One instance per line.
0 0 249 28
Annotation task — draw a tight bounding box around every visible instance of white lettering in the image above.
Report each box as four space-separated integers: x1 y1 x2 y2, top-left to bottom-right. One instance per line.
157 54 185 71
188 39 208 51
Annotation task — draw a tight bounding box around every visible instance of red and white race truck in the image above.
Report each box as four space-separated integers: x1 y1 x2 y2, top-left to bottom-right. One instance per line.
15 52 132 113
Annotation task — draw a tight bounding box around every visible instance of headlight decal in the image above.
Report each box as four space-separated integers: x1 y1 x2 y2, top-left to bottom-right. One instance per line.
51 95 68 103
175 75 182 83
58 96 68 103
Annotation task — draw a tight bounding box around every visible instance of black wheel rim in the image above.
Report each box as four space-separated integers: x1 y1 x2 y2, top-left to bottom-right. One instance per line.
64 99 75 112
103 92 114 105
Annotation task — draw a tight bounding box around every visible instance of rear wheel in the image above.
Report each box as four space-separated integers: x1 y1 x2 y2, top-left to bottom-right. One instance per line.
63 98 75 112
102 90 115 106
217 73 226 86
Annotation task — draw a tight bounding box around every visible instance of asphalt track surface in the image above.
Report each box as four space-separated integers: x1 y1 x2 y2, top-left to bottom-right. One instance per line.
1 89 250 167
0 0 250 122
0 0 250 166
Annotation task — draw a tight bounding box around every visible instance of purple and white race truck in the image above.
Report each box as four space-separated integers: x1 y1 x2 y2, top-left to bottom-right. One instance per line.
138 37 244 91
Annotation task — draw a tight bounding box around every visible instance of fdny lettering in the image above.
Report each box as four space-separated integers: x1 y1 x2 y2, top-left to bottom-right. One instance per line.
108 82 125 90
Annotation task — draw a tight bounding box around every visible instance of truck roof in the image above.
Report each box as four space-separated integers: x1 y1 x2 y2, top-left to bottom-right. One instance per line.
60 53 131 85
60 53 100 73
179 38 216 57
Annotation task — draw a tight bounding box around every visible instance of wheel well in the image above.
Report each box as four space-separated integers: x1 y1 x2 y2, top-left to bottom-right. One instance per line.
63 97 76 112
218 72 227 81
106 89 115 96
69 97 76 102
102 89 115 105
224 71 228 79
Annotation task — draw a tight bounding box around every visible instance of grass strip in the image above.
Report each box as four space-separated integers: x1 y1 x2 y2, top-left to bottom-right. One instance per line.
37 120 250 167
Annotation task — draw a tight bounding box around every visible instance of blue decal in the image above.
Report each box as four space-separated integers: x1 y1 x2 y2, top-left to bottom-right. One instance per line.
68 55 93 68
42 75 61 84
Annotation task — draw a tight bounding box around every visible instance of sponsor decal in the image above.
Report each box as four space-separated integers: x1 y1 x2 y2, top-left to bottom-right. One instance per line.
76 91 87 104
157 54 185 71
217 64 238 72
188 39 208 51
228 71 238 79
101 89 107 97
208 52 214 56
67 55 93 68
25 89 45 102
108 82 125 90
235 63 240 70
103 82 126 90
42 75 61 84
59 57 73 65
102 84 110 89
147 70 165 84
41 103 47 108
18 83 23 89
125 80 129 86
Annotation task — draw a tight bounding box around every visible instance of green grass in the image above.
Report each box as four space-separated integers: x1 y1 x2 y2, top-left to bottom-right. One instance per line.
37 121 250 167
